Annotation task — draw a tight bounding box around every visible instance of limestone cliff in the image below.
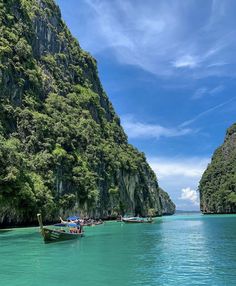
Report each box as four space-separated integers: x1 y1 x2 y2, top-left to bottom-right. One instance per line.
159 188 176 215
0 0 174 226
199 123 236 214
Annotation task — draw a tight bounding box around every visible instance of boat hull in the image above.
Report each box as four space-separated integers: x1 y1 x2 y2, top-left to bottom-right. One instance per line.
122 219 144 223
122 218 153 224
41 228 83 243
37 213 83 243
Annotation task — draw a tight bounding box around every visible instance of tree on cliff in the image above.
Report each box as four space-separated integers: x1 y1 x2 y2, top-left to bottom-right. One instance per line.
199 123 236 214
0 0 176 225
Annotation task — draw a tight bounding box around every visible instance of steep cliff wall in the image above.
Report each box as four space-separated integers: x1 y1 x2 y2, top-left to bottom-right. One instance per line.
0 0 174 226
199 123 236 214
159 188 176 215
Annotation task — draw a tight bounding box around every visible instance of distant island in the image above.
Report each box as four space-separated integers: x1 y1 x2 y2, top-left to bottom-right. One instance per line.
0 0 175 227
199 123 236 214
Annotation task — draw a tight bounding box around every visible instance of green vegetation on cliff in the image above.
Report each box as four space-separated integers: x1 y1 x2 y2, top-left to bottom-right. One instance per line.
159 188 175 215
199 123 236 213
0 0 175 225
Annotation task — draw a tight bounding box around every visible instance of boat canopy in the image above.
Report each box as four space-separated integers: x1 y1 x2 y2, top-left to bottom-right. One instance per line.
68 222 77 227
67 216 80 221
54 222 79 227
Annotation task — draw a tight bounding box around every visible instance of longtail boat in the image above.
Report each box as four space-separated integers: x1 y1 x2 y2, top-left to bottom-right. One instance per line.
37 214 83 243
122 217 153 223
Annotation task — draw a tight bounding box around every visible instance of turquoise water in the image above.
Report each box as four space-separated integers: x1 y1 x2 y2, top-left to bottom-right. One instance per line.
1 214 236 286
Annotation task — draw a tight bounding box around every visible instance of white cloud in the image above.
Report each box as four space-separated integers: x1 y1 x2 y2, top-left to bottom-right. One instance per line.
147 156 209 210
78 0 236 79
148 156 209 180
192 85 224 100
121 115 192 140
179 187 199 206
172 55 199 69
209 85 224 95
192 87 208 99
180 96 236 127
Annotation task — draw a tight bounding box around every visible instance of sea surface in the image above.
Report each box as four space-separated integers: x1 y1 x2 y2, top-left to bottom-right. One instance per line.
0 214 236 286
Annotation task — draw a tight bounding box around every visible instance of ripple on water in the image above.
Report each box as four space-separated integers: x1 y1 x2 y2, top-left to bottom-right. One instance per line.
0 215 236 286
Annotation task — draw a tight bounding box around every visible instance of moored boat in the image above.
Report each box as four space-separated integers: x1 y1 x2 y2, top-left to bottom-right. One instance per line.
122 216 153 223
122 216 145 223
37 214 83 243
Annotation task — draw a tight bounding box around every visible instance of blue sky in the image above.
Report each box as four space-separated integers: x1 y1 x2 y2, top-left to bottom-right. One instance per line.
56 0 236 210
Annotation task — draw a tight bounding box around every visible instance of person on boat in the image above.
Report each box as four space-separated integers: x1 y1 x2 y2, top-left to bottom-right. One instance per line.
67 222 78 233
77 224 82 234
59 216 82 233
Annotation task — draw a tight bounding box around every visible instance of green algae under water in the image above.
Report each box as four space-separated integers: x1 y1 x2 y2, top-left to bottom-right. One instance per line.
1 214 236 286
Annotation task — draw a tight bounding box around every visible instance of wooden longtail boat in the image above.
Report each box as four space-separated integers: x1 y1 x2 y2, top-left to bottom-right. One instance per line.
122 217 153 224
37 214 83 243
122 218 144 223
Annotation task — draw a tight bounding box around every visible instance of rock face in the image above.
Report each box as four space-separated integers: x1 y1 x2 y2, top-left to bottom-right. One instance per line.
199 123 236 214
159 188 176 215
0 0 174 226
